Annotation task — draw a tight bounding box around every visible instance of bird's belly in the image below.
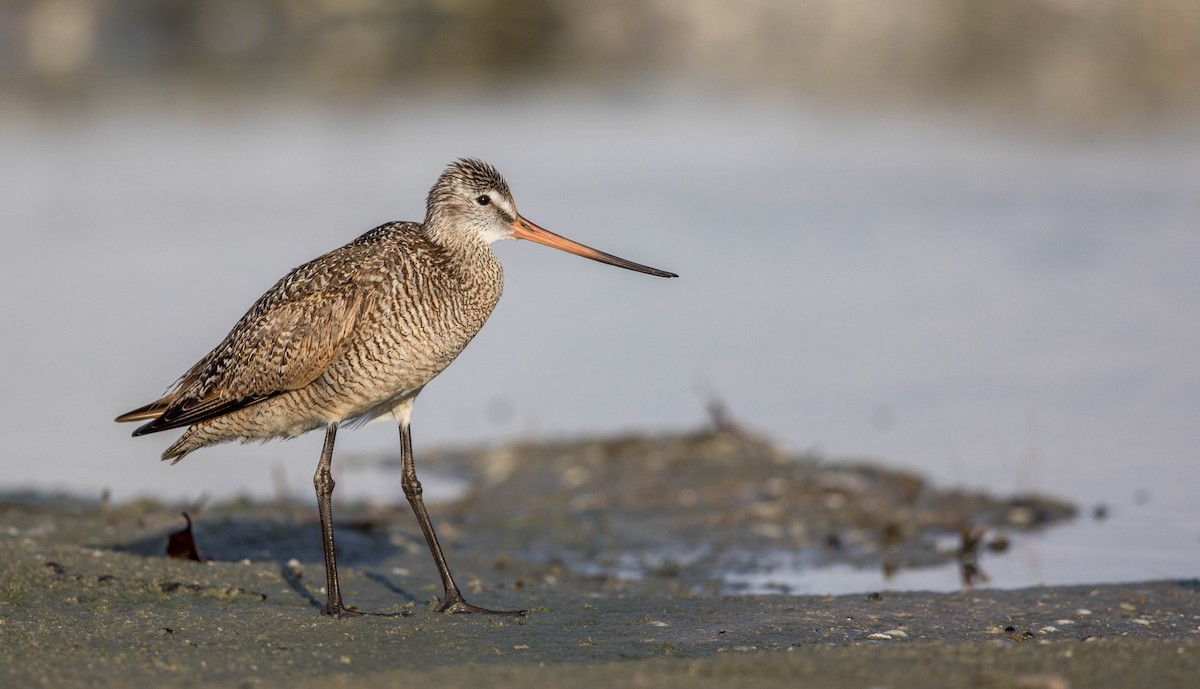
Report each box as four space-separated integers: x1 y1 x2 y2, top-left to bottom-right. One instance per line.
313 314 484 422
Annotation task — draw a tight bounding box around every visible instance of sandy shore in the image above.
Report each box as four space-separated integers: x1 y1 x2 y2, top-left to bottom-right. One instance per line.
3 430 1196 687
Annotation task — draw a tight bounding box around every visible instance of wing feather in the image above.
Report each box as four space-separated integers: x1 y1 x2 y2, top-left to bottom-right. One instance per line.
128 247 383 435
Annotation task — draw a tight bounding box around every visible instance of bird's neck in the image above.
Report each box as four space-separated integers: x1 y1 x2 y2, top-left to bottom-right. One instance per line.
420 221 503 293
423 216 490 257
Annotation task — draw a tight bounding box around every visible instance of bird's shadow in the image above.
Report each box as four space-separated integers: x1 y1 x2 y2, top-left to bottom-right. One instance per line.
107 514 419 610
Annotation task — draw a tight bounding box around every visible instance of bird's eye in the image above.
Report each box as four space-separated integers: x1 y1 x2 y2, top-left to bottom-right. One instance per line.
475 195 491 206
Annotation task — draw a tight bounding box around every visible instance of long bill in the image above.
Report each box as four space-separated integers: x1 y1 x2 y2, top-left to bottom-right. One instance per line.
511 216 678 278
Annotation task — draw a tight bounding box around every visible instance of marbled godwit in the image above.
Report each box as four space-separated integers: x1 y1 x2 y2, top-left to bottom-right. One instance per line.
116 159 676 617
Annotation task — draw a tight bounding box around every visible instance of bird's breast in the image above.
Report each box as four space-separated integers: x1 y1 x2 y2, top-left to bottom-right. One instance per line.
320 250 503 415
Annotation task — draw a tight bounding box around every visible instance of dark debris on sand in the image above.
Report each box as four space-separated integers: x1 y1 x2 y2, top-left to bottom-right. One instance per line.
415 426 1075 592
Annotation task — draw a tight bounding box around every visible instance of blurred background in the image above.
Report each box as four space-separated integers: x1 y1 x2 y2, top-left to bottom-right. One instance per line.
2 1 1198 590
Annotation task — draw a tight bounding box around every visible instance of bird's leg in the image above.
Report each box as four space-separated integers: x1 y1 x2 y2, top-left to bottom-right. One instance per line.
399 421 525 616
313 424 361 618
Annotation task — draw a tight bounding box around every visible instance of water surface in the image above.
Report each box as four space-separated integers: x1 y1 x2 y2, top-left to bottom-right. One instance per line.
2 90 1197 592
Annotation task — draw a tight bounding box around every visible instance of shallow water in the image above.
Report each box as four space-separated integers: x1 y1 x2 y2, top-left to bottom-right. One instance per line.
1 88 1197 592
725 494 1199 595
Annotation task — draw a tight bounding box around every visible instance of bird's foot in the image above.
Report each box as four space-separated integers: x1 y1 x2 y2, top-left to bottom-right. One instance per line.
321 602 364 618
435 590 526 617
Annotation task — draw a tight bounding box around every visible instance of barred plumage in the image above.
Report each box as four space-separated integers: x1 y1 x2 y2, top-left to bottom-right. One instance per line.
116 158 676 617
126 219 502 461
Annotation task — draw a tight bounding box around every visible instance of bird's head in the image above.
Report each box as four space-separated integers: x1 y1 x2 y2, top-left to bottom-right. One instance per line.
425 158 517 245
425 158 677 278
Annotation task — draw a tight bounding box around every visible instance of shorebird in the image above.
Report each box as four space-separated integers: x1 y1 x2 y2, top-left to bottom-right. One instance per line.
116 159 676 617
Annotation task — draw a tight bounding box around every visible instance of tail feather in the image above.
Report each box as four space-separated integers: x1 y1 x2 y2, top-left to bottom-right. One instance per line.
162 434 194 464
115 400 168 424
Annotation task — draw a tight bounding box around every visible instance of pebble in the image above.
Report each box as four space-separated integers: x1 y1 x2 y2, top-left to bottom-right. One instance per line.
1036 626 1058 635
285 558 303 578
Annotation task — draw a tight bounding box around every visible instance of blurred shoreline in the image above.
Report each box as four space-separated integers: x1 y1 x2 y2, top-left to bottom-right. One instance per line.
11 424 1193 597
5 0 1200 131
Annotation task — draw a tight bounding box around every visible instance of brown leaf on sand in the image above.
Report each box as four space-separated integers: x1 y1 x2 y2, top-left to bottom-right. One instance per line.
166 512 204 561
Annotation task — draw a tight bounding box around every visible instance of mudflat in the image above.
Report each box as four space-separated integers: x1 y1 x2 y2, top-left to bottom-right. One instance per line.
3 429 1196 688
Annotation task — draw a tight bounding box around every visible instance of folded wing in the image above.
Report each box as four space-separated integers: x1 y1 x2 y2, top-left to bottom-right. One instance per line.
116 252 380 435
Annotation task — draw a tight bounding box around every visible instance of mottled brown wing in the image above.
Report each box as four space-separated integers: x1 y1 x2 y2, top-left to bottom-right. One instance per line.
132 253 381 435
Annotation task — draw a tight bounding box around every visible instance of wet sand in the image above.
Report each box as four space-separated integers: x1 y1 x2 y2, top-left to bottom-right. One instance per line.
3 429 1197 688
